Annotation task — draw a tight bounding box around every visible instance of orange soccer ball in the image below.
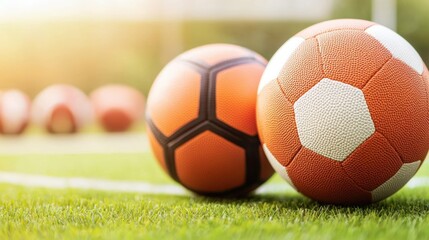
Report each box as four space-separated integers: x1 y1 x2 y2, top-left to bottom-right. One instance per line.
257 19 429 205
146 44 274 196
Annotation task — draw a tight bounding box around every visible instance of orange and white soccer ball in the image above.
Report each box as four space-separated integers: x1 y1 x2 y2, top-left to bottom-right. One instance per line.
257 19 429 205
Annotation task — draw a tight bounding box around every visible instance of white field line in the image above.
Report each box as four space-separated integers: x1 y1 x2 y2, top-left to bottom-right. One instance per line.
0 171 428 195
0 171 187 195
0 133 149 154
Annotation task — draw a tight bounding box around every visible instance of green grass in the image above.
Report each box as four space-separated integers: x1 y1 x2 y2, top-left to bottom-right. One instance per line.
0 149 429 239
1 185 429 239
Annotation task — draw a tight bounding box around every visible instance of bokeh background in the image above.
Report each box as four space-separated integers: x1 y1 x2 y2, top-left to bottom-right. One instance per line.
0 0 427 97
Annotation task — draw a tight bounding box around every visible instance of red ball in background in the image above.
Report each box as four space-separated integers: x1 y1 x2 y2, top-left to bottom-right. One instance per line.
90 84 145 132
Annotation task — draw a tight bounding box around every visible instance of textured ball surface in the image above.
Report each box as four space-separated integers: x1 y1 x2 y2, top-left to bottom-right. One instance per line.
32 84 93 134
90 84 145 132
0 89 31 134
146 44 274 196
257 19 429 205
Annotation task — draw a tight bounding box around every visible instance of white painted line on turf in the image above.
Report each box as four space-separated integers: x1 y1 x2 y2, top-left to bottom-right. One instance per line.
0 171 427 195
406 177 429 189
0 171 187 195
0 133 149 154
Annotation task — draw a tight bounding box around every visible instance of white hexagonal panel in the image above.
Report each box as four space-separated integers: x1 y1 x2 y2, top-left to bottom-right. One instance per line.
371 160 421 202
294 78 375 161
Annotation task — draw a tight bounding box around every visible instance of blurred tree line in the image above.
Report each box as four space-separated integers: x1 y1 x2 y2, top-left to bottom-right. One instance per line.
0 0 428 97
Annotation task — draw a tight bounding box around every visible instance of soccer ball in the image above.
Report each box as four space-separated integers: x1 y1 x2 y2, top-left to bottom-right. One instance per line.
146 44 274 197
0 89 31 134
257 19 429 205
90 84 145 132
32 84 93 134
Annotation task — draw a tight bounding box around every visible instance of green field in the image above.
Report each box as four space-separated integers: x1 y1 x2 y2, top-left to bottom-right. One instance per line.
1 142 429 239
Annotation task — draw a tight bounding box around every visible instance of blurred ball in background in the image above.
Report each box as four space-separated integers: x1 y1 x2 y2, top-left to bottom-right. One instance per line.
0 89 31 135
31 84 93 134
90 84 145 132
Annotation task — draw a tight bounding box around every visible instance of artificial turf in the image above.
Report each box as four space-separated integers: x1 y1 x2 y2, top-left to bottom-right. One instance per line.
0 151 428 239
